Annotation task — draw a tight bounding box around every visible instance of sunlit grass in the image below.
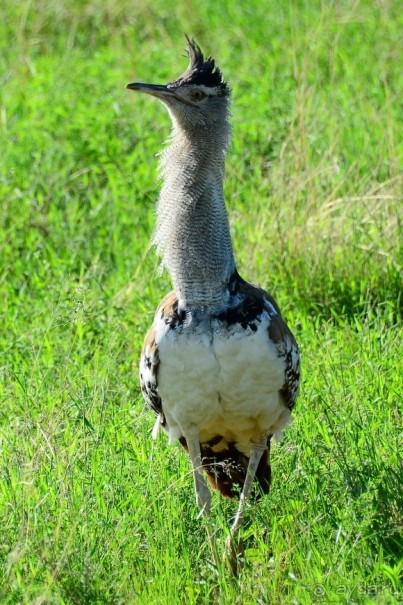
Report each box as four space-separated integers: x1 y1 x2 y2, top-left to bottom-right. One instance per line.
1 0 402 603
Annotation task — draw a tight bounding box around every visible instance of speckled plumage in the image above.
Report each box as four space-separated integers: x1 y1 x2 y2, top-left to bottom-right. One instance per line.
140 275 300 496
139 272 300 495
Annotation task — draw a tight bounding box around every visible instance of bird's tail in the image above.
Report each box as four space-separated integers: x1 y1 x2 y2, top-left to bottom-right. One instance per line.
180 436 272 499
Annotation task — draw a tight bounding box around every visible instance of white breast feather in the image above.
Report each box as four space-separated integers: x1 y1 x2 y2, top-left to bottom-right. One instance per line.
155 312 291 454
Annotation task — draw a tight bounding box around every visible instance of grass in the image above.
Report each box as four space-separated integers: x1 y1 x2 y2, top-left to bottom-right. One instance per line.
1 0 402 603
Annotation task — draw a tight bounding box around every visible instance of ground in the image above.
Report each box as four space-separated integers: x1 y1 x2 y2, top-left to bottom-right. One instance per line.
0 1 402 603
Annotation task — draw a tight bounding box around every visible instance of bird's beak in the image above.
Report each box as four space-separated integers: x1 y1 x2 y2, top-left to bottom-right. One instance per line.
126 82 175 100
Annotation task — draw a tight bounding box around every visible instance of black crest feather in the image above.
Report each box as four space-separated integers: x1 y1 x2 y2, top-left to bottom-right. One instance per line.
168 35 229 95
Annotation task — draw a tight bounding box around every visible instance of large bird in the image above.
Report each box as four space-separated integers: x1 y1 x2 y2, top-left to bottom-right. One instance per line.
127 36 300 570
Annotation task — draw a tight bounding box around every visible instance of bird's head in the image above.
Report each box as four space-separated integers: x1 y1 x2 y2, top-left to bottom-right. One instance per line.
127 35 230 130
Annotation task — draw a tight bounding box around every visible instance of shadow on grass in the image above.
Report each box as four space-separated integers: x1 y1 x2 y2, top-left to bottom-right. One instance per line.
286 260 402 324
322 404 403 565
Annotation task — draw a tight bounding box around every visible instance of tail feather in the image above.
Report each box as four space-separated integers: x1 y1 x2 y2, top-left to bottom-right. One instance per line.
179 436 272 499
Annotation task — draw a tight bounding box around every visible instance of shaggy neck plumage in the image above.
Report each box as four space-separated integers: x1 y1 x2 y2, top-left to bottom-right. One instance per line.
153 116 236 308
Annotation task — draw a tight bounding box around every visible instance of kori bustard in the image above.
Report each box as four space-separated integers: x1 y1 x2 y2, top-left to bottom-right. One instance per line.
127 36 300 568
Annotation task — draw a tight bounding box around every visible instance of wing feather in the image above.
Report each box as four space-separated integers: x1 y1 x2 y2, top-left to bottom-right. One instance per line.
139 292 182 430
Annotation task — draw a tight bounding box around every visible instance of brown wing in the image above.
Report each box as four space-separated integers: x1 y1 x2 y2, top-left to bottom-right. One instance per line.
139 322 163 421
267 310 300 410
139 292 186 426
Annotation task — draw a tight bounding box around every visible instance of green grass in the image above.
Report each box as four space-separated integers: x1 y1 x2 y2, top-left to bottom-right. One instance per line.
1 0 402 603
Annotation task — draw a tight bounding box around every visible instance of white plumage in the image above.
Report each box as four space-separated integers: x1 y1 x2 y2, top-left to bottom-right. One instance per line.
156 313 292 451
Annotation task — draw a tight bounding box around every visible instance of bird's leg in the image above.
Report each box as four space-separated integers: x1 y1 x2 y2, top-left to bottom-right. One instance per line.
225 433 268 573
229 434 268 538
186 437 212 517
186 437 219 566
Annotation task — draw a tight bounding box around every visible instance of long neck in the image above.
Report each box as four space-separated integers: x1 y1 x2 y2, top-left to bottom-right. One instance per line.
153 119 236 308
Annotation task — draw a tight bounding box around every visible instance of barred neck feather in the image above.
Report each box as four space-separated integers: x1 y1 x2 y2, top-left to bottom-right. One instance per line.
153 118 235 308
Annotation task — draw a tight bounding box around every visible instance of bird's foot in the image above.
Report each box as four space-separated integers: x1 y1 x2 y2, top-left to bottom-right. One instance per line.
196 482 212 518
225 534 245 575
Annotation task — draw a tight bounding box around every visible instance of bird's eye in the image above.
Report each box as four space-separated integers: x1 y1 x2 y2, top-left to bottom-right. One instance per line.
191 89 205 101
